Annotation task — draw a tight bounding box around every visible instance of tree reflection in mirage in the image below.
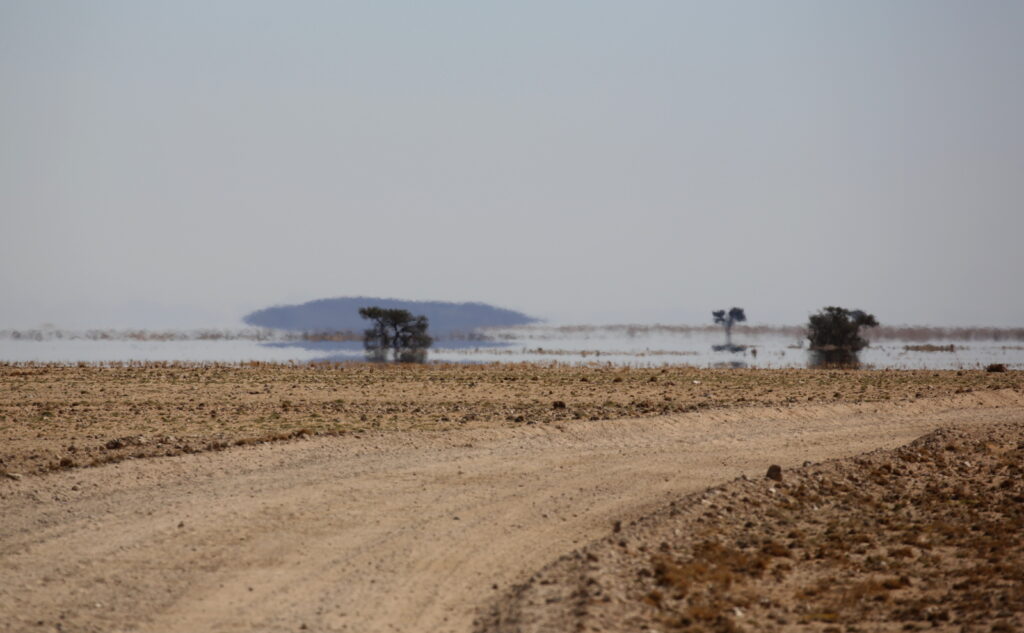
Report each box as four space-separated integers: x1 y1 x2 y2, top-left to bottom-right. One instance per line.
358 307 433 363
806 307 879 367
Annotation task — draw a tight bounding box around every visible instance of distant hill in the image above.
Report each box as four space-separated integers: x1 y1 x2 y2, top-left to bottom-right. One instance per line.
243 297 539 336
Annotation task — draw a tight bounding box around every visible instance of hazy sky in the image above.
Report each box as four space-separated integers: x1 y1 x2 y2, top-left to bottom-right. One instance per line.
2 1 1022 328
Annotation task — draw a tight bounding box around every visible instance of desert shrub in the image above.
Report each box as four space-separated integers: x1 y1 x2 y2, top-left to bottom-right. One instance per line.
904 344 955 352
807 307 879 352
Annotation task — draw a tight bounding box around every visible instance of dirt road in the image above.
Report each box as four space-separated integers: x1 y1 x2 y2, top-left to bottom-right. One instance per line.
2 390 1021 633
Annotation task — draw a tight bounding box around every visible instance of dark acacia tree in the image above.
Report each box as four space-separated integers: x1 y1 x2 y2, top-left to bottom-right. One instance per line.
358 307 432 363
807 306 878 365
712 307 746 347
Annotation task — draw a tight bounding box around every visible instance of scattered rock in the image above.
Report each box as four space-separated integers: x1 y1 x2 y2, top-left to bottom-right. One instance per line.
485 422 1024 633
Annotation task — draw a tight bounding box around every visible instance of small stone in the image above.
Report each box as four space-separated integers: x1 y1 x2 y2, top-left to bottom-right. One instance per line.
766 464 783 482
3 472 22 481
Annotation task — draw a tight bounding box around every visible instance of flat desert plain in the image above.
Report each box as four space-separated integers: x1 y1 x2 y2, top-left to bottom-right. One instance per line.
0 364 1022 632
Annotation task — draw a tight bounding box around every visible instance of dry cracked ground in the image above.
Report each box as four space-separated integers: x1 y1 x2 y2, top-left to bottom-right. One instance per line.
0 364 1022 632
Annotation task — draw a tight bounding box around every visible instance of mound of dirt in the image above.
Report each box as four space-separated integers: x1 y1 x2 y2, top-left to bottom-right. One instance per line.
482 422 1024 632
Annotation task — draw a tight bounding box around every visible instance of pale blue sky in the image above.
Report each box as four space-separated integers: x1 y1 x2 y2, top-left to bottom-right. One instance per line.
2 1 1022 328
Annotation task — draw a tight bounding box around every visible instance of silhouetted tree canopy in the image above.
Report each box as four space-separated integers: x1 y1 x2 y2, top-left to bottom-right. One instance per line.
806 306 879 352
358 307 432 363
712 307 747 347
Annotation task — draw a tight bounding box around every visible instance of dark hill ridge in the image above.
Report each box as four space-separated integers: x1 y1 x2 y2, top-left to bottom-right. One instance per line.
243 297 538 336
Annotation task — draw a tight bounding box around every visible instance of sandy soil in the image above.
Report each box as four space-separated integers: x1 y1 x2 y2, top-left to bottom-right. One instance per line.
484 398 1024 633
2 364 1019 477
1 387 1021 633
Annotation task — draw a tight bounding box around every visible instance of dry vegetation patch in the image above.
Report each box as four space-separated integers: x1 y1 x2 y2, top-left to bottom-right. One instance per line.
484 422 1024 633
0 363 1020 478
902 344 957 353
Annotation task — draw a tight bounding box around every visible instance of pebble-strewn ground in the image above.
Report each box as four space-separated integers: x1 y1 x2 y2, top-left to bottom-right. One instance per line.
1 363 1020 478
485 421 1024 633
